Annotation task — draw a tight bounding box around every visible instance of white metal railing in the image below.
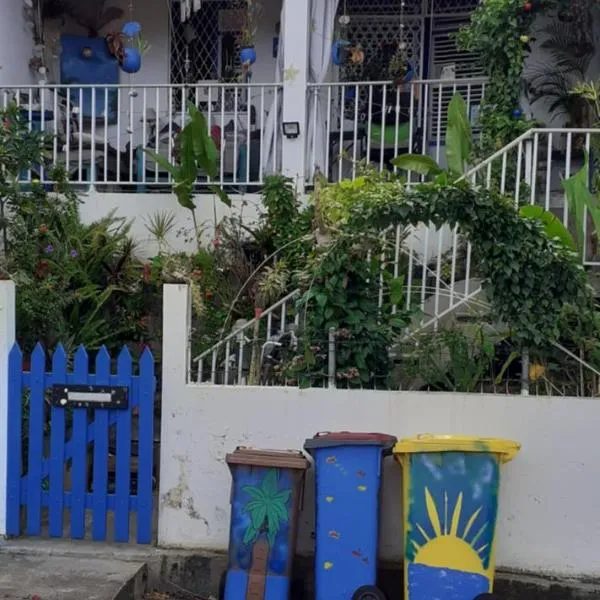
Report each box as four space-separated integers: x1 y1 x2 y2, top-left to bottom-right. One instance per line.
2 83 282 190
192 289 301 385
464 128 600 265
306 77 488 183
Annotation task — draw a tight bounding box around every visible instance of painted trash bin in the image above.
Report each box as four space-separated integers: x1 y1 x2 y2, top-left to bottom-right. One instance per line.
224 447 309 600
304 432 397 600
393 435 520 600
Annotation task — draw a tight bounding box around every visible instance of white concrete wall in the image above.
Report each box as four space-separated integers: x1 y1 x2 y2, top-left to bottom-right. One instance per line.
0 0 35 86
523 13 600 127
158 283 600 579
79 191 263 256
0 281 16 538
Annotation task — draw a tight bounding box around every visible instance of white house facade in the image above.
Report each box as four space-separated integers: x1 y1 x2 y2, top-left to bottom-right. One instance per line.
0 0 597 254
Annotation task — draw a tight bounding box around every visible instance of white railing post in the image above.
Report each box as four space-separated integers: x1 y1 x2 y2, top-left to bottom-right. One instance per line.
281 0 310 194
158 283 191 546
0 280 16 538
161 283 191 388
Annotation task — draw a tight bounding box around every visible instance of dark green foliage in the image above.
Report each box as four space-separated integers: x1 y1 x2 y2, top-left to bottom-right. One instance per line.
0 103 149 353
345 180 593 347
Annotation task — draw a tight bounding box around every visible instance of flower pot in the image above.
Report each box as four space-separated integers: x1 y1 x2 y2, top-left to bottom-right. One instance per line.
332 40 350 66
121 21 142 38
240 46 257 66
121 47 142 74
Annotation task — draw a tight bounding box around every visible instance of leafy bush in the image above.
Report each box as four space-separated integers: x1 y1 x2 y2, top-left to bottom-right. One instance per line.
0 103 150 353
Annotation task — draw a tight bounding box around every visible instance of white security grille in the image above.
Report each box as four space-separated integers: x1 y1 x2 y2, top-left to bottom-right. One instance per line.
428 15 484 137
340 15 423 82
342 0 423 16
430 0 478 15
338 11 423 127
169 0 242 84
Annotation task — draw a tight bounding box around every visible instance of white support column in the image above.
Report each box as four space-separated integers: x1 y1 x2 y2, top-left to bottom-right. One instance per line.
0 280 16 538
281 0 310 193
158 283 191 546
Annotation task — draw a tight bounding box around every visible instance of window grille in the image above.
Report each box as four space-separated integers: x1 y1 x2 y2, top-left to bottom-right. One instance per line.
169 0 243 84
428 14 484 137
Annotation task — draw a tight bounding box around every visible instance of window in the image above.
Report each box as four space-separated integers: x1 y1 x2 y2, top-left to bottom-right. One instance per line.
169 0 243 84
428 11 484 137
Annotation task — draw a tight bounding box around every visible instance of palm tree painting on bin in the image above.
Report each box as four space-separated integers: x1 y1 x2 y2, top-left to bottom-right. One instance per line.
231 467 294 600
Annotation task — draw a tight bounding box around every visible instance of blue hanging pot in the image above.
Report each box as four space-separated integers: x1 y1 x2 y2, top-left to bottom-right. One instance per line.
240 46 257 65
121 47 142 74
403 62 415 82
332 40 350 66
121 21 142 38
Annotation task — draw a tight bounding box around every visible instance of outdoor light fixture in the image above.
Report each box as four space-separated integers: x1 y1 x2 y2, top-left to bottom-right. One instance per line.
282 121 300 139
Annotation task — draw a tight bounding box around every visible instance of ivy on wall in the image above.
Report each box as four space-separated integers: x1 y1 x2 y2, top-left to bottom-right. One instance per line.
456 0 560 153
342 179 595 347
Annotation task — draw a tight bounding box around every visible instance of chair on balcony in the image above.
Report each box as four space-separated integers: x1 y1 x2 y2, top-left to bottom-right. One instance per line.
52 91 131 187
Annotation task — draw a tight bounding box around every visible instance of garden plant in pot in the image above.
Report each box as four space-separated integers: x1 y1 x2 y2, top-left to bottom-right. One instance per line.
238 0 262 69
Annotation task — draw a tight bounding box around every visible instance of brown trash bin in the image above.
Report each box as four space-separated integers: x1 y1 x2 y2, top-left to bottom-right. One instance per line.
223 448 309 600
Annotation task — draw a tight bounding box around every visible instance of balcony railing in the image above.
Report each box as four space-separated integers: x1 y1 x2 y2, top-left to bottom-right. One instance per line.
1 83 282 192
305 77 488 183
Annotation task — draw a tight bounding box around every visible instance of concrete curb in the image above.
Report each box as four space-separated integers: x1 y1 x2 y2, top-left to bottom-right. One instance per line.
1 541 599 599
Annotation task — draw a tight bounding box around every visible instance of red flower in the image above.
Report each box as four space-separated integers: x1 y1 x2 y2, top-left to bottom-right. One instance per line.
35 260 50 279
205 290 213 300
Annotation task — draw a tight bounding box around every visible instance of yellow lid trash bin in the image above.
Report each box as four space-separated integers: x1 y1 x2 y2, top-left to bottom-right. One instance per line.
393 435 521 600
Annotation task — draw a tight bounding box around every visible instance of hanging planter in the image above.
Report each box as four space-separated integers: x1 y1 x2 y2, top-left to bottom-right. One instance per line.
332 39 350 67
240 45 257 66
121 47 142 73
121 20 142 38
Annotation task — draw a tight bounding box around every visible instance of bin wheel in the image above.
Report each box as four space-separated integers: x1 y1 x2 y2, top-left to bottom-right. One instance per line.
218 570 227 600
352 585 387 600
291 577 305 600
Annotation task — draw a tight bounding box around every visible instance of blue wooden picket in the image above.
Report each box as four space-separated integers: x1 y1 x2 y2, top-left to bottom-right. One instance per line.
5 343 156 544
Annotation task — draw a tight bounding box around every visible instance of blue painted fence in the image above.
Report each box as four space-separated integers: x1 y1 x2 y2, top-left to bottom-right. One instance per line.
5 343 156 543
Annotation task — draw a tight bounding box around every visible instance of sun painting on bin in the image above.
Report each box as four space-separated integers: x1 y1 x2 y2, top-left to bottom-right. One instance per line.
407 485 493 600
412 488 490 576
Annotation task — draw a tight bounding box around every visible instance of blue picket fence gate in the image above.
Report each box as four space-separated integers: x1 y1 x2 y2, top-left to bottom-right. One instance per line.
5 343 156 543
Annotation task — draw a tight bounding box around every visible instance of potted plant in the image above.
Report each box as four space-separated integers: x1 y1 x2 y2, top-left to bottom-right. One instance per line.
238 0 262 66
332 13 351 67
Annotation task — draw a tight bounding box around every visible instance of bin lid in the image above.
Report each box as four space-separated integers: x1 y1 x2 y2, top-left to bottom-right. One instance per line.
226 447 309 470
393 435 520 463
304 432 397 452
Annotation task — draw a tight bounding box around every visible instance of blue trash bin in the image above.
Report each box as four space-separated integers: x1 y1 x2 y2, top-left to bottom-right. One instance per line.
305 432 397 600
224 447 309 600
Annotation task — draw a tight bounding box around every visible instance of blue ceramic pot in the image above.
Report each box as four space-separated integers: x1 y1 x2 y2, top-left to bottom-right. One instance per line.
240 46 257 65
332 40 350 66
121 47 142 74
121 21 142 38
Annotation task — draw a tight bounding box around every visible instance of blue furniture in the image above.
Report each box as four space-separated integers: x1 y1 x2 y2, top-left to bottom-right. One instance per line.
60 35 119 123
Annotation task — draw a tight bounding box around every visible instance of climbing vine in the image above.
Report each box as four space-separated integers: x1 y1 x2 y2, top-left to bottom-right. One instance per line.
456 0 541 153
341 179 595 348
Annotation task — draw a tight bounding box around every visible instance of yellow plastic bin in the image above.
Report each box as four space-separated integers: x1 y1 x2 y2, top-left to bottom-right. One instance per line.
393 435 520 600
